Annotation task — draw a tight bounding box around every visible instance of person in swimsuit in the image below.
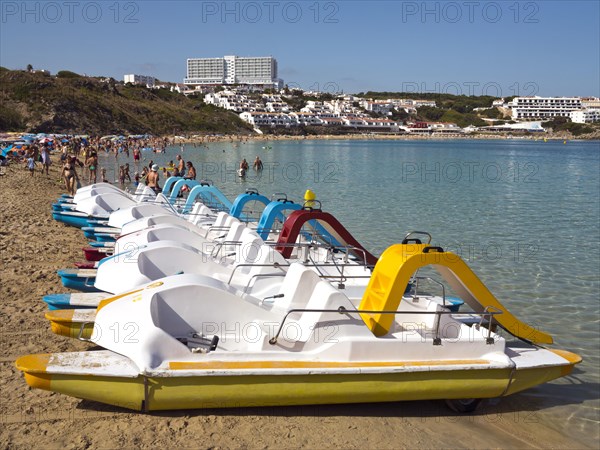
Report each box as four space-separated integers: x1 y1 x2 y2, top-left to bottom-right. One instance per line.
86 152 98 184
253 155 263 171
184 161 196 180
62 157 78 195
118 165 125 184
176 155 185 177
146 164 161 193
239 158 249 177
124 163 132 183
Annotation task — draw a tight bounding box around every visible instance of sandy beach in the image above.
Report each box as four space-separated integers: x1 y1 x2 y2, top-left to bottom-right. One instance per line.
0 158 594 449
173 132 587 144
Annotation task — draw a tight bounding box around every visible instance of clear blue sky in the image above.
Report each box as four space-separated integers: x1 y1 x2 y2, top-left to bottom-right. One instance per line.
1 0 599 96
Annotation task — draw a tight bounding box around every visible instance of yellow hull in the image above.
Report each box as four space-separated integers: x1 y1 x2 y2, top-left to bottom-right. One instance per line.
46 310 94 339
19 357 578 412
48 317 94 340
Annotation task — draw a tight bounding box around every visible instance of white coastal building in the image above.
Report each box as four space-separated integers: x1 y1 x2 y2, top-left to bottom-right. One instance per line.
509 97 582 120
124 74 157 86
581 97 600 108
570 109 600 124
185 55 283 89
361 100 394 114
265 102 290 113
239 112 298 128
290 112 323 126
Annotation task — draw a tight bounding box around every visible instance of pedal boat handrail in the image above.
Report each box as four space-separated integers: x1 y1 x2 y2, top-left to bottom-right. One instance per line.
268 307 504 346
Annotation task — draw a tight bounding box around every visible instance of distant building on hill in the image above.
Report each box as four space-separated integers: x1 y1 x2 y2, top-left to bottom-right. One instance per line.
124 74 157 86
184 55 283 89
570 108 600 123
581 97 600 109
509 96 582 120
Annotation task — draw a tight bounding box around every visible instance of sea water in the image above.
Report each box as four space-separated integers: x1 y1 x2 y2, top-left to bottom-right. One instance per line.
100 138 599 444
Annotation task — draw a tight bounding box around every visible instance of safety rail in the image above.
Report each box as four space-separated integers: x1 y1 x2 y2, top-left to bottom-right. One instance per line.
302 199 322 210
182 212 218 221
203 225 234 239
211 239 251 259
477 306 503 344
223 261 372 294
269 307 503 346
411 276 446 307
309 250 349 288
77 321 95 342
270 193 294 203
268 240 370 268
238 211 264 224
254 225 283 236
402 231 432 245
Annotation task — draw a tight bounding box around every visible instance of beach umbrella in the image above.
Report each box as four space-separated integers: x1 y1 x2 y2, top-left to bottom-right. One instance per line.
1 145 14 157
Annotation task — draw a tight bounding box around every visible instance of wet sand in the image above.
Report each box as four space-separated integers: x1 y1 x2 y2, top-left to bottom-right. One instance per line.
0 159 593 449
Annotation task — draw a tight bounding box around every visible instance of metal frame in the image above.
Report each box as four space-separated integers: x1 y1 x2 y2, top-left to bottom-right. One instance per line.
268 307 503 346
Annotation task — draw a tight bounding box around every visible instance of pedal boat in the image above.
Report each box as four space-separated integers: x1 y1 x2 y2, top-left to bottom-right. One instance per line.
54 206 379 299
19 244 581 412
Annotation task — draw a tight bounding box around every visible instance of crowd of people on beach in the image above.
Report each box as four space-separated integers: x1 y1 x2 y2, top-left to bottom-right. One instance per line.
1 133 270 194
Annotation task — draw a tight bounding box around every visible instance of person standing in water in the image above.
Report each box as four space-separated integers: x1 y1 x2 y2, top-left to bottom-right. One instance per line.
239 158 249 177
86 152 98 184
184 161 196 180
146 164 161 193
176 154 185 177
253 155 263 171
124 163 132 183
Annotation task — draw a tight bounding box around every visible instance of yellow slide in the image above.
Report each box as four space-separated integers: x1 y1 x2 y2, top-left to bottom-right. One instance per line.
359 243 553 344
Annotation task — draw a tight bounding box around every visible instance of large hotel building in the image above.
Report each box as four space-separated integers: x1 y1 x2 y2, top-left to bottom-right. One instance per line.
509 97 583 120
184 55 282 89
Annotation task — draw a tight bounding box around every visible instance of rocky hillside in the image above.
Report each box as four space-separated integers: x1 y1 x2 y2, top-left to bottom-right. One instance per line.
0 68 254 135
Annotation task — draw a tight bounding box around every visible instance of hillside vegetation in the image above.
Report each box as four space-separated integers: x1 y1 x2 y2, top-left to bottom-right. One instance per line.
0 68 253 135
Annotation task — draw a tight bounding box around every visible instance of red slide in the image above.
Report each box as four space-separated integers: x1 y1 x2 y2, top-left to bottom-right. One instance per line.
275 210 379 267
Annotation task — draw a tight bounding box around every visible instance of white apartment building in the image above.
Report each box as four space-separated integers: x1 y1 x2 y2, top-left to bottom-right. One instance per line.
361 100 394 114
581 97 600 108
204 90 266 113
265 102 290 113
185 55 282 88
411 99 437 108
239 112 298 128
570 109 600 124
509 96 582 119
290 112 322 126
124 74 157 86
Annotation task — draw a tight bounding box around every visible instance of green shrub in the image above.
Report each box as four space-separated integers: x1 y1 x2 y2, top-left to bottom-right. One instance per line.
56 70 81 79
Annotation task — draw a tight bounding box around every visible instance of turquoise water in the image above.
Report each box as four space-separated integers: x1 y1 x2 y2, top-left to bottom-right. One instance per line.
100 139 599 443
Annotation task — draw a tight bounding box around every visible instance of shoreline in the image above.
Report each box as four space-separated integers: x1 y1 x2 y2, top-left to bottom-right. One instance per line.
0 157 595 448
3 131 597 146
173 133 596 144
